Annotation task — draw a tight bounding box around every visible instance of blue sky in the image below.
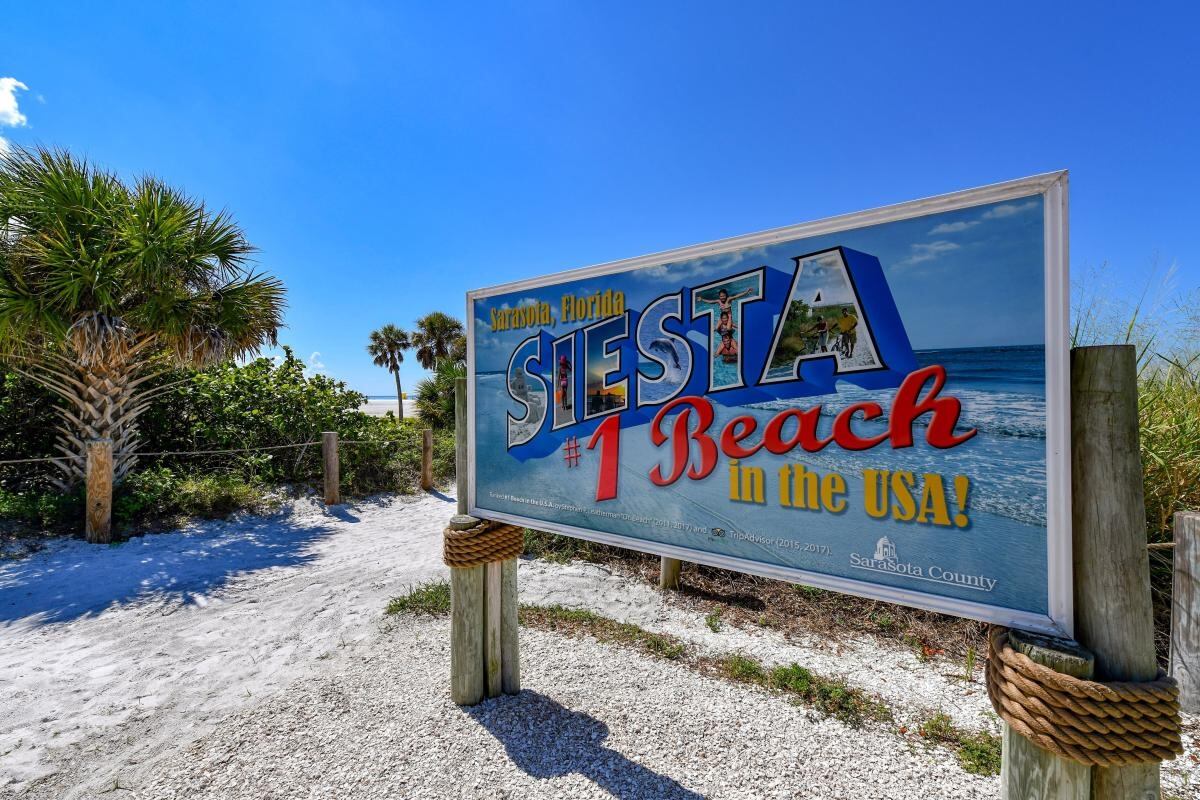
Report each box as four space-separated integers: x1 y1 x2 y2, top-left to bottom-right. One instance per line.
2 2 1196 394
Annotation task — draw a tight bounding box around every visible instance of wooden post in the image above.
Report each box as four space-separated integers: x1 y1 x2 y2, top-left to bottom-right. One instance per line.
501 557 520 694
450 511 485 706
1000 631 1094 799
659 556 681 590
455 377 468 515
421 428 434 491
1070 345 1160 799
485 561 502 698
85 438 113 544
322 431 339 505
1171 511 1200 714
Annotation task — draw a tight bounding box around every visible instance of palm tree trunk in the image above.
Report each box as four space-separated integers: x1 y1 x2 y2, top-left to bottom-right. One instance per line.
394 371 404 420
18 357 155 488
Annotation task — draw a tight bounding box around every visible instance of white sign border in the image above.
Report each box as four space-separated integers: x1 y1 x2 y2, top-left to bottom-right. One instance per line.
466 172 1072 638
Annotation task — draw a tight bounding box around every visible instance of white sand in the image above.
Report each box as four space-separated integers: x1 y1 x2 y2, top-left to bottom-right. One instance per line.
359 399 419 418
1 493 1196 799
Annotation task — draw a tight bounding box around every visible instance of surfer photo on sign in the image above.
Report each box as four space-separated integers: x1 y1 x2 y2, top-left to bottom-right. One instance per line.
557 354 572 409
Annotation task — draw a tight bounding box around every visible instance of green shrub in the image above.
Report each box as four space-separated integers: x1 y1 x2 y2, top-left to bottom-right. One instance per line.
113 466 273 527
0 487 82 530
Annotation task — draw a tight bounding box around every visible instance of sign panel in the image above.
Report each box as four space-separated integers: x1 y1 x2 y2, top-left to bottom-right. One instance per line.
467 173 1070 636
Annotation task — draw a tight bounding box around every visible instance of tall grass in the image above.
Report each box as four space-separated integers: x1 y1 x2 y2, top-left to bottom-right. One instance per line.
1140 356 1200 542
1074 267 1199 661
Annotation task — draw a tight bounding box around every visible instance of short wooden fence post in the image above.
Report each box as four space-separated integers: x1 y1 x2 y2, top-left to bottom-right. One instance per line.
322 431 339 505
659 556 681 590
85 438 113 544
449 376 520 704
1000 631 1094 799
1171 510 1200 714
421 428 434 491
1070 345 1161 799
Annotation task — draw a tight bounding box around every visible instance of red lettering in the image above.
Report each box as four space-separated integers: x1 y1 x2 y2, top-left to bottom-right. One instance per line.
831 402 888 451
646 365 974 488
888 365 977 449
762 408 831 453
586 415 621 501
719 415 762 459
650 396 718 486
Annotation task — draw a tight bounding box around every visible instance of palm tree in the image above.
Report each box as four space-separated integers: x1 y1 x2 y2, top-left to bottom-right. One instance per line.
411 311 464 370
0 147 285 487
366 324 410 419
414 358 466 429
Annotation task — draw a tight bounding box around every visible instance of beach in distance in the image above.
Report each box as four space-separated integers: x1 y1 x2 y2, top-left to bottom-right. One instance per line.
360 396 419 418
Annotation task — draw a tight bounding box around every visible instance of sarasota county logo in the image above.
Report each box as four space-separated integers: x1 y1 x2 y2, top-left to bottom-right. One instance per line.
851 537 998 593
873 536 897 563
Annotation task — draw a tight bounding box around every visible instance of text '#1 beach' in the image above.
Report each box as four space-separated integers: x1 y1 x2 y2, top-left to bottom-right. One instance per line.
467 172 1070 636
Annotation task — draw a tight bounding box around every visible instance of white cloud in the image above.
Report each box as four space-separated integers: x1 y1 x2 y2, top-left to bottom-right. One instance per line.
306 351 325 375
634 245 771 282
0 77 29 155
982 199 1038 219
929 220 979 235
899 240 960 267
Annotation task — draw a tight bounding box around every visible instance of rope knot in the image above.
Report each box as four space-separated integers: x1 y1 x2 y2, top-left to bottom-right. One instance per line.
985 626 1183 766
443 520 524 569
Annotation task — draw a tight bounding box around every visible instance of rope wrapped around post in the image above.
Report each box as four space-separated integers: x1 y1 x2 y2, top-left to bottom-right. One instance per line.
986 626 1183 766
443 520 524 569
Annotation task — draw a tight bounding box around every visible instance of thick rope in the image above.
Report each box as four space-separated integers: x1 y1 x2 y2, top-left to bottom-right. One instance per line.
443 521 524 569
986 626 1183 766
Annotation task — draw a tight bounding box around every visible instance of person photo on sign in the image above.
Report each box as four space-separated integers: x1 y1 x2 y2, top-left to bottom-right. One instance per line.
696 286 752 316
808 316 831 353
557 354 572 409
715 329 739 363
836 306 858 358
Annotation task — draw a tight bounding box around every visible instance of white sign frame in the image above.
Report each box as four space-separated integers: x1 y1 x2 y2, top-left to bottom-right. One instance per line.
466 172 1072 637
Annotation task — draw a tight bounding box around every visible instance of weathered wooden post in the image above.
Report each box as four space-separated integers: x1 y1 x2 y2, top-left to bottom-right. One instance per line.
322 431 340 505
85 438 113 544
1070 344 1160 800
659 556 681 590
449 513 485 705
455 379 468 516
1171 510 1200 713
421 428 434 491
1000 631 1094 799
449 376 520 704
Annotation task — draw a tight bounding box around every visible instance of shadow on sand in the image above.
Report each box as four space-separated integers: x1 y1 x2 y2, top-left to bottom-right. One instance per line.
466 690 705 799
0 512 336 626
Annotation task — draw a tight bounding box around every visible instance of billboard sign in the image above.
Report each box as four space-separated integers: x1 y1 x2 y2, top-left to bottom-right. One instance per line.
467 173 1070 636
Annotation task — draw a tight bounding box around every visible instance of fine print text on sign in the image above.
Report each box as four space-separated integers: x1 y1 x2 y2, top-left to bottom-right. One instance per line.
467 173 1070 635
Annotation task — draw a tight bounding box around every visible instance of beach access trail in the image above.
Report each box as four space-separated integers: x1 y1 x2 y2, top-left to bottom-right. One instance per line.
1 493 1195 799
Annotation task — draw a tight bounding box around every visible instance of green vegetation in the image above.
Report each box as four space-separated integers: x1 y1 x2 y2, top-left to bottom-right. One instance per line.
0 147 285 487
0 348 456 534
705 610 723 633
385 580 452 616
113 468 275 526
519 604 687 660
521 528 623 563
415 359 466 429
917 712 1002 776
410 311 465 370
713 654 892 727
